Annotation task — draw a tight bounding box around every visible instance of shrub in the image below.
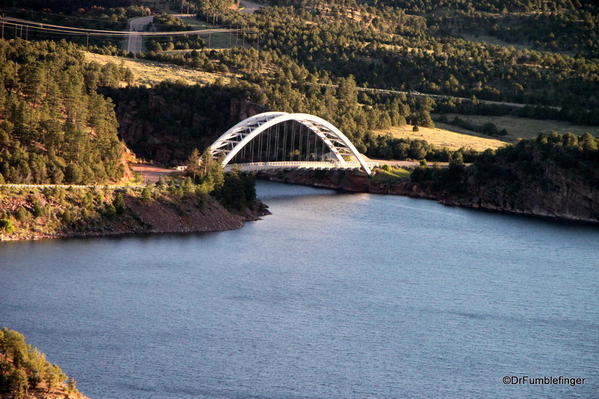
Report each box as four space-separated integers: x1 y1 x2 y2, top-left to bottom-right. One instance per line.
67 378 77 393
61 210 74 224
15 207 30 221
65 164 83 184
83 192 95 209
113 193 126 214
104 204 117 218
0 218 14 233
142 186 152 201
32 199 46 218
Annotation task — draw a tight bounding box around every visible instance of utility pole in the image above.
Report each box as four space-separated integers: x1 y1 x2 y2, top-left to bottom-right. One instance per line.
1 14 4 40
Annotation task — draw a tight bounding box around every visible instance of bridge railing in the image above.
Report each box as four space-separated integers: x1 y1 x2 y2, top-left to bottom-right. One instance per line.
224 161 378 172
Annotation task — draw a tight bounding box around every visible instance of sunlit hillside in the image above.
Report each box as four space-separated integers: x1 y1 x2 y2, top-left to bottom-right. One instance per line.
84 52 235 86
374 125 508 151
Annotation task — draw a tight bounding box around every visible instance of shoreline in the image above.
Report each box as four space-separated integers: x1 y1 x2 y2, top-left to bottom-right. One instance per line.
257 170 599 226
0 209 269 242
2 173 596 243
0 185 271 242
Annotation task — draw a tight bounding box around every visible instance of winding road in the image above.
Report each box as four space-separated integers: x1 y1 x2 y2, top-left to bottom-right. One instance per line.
126 15 153 55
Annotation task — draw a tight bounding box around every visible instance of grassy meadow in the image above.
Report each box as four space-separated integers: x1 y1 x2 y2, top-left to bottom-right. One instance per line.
84 52 234 86
374 124 509 151
437 114 599 142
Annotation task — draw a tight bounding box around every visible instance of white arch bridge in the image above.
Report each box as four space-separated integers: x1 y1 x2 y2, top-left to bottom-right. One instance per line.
208 112 373 175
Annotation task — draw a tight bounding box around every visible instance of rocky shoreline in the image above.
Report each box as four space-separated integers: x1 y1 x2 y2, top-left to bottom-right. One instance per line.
257 169 599 225
0 193 270 242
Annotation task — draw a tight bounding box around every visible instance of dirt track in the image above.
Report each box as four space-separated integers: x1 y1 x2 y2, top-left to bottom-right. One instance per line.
239 0 264 13
131 163 181 183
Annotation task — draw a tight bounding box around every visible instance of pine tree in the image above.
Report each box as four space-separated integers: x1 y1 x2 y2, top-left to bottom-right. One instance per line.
113 193 126 214
186 148 202 180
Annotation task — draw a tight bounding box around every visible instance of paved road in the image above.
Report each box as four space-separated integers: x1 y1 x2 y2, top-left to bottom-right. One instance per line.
0 164 180 188
315 83 561 111
169 14 197 18
370 159 449 168
126 15 153 55
239 0 264 13
224 161 373 171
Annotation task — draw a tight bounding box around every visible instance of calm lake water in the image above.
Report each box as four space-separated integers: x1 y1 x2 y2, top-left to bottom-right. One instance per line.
1 182 598 399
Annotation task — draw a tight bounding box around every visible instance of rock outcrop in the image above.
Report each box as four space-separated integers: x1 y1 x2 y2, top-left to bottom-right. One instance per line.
258 168 599 225
441 162 599 223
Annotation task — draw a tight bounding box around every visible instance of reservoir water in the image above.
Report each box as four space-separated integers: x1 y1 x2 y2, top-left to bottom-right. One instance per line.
1 182 598 399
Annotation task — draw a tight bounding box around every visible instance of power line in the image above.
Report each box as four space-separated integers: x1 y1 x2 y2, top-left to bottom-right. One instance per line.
0 7 199 29
1 7 138 24
0 16 243 37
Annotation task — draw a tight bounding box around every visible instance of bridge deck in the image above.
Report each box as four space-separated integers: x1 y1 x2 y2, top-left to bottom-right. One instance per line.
223 161 378 172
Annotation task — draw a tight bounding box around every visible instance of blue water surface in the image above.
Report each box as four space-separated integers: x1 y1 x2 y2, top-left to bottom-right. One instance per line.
1 182 598 399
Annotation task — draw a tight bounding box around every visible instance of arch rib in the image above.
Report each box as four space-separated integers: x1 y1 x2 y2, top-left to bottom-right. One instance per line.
209 112 372 175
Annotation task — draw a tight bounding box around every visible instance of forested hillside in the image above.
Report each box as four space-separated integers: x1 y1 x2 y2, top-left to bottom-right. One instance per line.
103 73 439 165
101 82 256 164
0 0 596 228
0 328 84 398
264 0 598 56
162 0 597 127
0 39 131 184
411 132 599 221
0 0 138 12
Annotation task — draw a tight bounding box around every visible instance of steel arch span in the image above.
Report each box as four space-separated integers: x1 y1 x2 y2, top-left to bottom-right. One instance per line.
209 112 373 175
